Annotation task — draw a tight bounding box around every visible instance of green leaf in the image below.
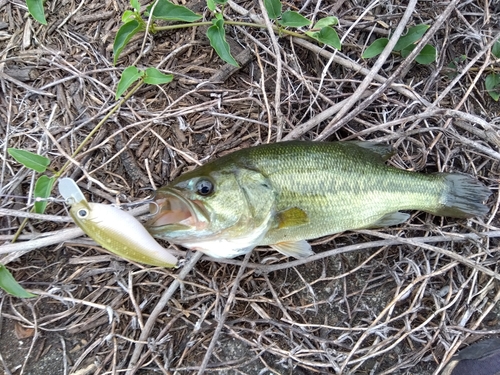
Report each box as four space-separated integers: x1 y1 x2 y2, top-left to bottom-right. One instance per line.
362 38 389 58
207 0 227 10
264 0 282 20
492 40 500 59
448 55 466 69
0 265 36 298
313 16 338 29
446 55 466 79
401 43 436 64
306 26 341 50
116 66 144 99
143 68 174 85
122 10 136 23
130 0 140 12
415 44 436 64
485 73 500 101
279 11 311 27
148 0 202 22
8 148 50 173
26 0 47 25
207 17 239 67
34 175 55 214
113 20 144 65
207 0 216 11
401 43 415 58
394 24 429 52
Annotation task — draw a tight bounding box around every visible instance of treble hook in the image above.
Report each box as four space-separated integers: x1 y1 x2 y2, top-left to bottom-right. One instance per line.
117 197 160 215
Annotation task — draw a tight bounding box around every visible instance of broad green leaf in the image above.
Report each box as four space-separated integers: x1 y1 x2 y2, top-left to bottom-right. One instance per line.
415 44 436 64
485 73 500 101
122 10 136 23
306 26 341 50
264 0 282 20
207 0 228 11
394 24 429 51
279 11 311 28
116 66 144 99
362 38 389 58
492 40 500 59
313 16 338 29
400 43 436 64
148 0 202 22
8 148 50 173
26 0 47 25
207 0 216 11
113 20 144 65
130 0 140 12
0 265 36 298
207 17 239 67
401 43 415 58
34 175 55 214
144 68 174 85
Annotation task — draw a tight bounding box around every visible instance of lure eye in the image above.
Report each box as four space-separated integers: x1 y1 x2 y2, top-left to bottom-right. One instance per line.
77 209 89 218
195 178 214 196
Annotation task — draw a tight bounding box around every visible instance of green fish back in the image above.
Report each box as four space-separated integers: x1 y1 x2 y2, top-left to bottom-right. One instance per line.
226 141 489 245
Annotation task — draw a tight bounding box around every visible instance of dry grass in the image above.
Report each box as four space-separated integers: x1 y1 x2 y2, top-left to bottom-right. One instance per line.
1 0 499 374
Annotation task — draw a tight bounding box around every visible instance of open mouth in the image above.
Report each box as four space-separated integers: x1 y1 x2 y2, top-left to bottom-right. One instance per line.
146 188 209 233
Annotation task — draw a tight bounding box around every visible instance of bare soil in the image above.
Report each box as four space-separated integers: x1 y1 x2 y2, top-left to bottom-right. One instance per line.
1 0 499 374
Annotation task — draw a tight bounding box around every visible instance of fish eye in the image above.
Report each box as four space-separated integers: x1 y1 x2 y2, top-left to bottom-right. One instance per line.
77 209 89 218
195 178 214 196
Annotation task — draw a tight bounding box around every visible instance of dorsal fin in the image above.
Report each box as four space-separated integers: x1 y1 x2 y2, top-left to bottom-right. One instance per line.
348 141 394 161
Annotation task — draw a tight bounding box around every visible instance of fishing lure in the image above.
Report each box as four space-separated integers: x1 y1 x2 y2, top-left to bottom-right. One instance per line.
59 178 177 268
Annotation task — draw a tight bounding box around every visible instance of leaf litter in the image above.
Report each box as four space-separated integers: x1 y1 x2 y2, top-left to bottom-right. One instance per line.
0 0 499 374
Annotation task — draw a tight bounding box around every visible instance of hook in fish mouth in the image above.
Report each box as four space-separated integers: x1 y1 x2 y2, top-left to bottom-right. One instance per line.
146 187 209 234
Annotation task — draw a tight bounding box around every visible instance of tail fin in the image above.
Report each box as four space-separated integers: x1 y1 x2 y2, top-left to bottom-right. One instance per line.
434 174 490 218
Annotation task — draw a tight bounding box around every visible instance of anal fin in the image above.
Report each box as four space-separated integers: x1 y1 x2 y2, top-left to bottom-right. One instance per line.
270 240 314 259
371 212 410 227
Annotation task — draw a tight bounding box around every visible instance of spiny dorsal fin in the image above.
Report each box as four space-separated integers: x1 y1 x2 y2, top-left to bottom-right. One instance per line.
348 141 394 161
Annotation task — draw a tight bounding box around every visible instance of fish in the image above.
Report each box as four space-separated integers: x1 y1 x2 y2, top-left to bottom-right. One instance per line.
59 178 178 268
145 141 491 259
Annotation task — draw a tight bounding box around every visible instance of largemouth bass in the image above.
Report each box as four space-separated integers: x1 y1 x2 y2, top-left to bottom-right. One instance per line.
59 178 178 268
146 141 490 259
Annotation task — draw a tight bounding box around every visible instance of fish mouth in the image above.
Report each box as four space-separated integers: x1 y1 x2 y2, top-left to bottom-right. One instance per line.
146 188 209 233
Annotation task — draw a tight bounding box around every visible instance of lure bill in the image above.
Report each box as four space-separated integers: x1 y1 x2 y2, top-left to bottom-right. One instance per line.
59 178 177 268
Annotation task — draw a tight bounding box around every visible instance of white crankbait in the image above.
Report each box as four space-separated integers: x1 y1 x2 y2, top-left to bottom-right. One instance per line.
59 178 178 268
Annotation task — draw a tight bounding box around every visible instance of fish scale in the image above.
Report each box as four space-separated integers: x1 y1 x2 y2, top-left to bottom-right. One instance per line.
147 141 490 259
255 143 444 244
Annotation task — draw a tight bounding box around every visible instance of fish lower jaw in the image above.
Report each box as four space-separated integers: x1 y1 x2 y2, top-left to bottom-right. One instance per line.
179 227 269 259
192 245 255 259
174 213 274 259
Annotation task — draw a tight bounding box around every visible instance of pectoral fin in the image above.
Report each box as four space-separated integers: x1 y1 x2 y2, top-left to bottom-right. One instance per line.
371 212 410 227
271 240 314 259
277 207 309 229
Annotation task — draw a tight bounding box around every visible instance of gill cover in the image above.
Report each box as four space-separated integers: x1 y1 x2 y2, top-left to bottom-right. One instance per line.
146 167 277 258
